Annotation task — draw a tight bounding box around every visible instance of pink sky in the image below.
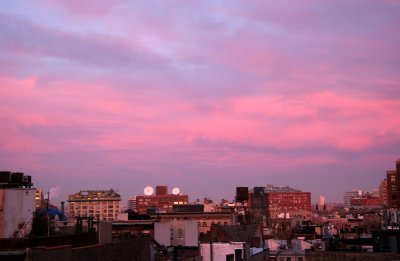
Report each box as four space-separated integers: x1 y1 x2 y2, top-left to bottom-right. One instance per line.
1 1 399 204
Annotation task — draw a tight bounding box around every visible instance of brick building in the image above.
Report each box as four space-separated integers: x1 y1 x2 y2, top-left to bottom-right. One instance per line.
350 194 383 209
249 185 311 226
136 185 188 214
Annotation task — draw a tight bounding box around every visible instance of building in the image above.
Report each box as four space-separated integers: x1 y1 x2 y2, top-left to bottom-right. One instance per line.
151 212 236 235
249 185 311 226
136 185 188 214
127 195 137 212
318 196 325 210
349 193 383 209
380 178 388 207
114 211 236 238
0 230 155 261
0 171 35 238
173 204 205 213
201 242 247 261
35 189 45 209
154 219 198 247
387 160 400 209
67 189 121 221
343 190 361 209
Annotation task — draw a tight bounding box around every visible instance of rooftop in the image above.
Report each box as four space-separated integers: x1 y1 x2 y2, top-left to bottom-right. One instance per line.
68 189 121 201
250 185 302 193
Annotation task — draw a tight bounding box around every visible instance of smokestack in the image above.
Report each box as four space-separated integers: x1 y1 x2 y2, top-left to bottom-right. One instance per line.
61 201 65 215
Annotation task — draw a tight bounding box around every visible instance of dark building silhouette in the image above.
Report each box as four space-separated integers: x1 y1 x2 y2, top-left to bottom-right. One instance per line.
387 160 400 209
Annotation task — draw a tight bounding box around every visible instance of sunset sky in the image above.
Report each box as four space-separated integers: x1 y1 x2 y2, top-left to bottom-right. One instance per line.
1 1 399 205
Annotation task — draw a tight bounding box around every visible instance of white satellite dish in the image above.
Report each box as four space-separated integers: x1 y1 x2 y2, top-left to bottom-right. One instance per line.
172 187 180 195
144 186 154 196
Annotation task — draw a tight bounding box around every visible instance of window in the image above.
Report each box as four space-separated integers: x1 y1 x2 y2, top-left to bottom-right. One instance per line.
178 229 183 238
391 176 396 182
202 222 207 227
298 258 303 261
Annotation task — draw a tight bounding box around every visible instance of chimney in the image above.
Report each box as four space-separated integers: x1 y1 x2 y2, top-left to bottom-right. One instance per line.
61 201 65 215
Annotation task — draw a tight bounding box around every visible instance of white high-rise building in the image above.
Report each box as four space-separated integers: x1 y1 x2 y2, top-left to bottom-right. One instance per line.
318 195 326 209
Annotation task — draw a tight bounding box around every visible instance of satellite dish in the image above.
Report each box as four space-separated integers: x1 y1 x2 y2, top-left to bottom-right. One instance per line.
144 186 154 196
172 187 180 195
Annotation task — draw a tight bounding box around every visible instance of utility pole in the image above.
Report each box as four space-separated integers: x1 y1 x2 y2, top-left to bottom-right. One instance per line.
210 240 213 261
46 191 50 210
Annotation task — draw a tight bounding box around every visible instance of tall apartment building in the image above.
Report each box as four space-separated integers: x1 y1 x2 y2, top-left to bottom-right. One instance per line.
67 189 121 221
379 178 388 207
249 185 311 226
136 185 188 214
318 195 326 210
387 159 400 209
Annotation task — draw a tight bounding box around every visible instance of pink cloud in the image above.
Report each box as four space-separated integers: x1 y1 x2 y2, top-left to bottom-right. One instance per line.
173 91 400 152
1 71 399 162
6 77 400 153
39 0 122 17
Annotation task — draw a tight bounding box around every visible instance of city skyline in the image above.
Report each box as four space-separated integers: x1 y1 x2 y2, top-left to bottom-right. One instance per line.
1 1 399 204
